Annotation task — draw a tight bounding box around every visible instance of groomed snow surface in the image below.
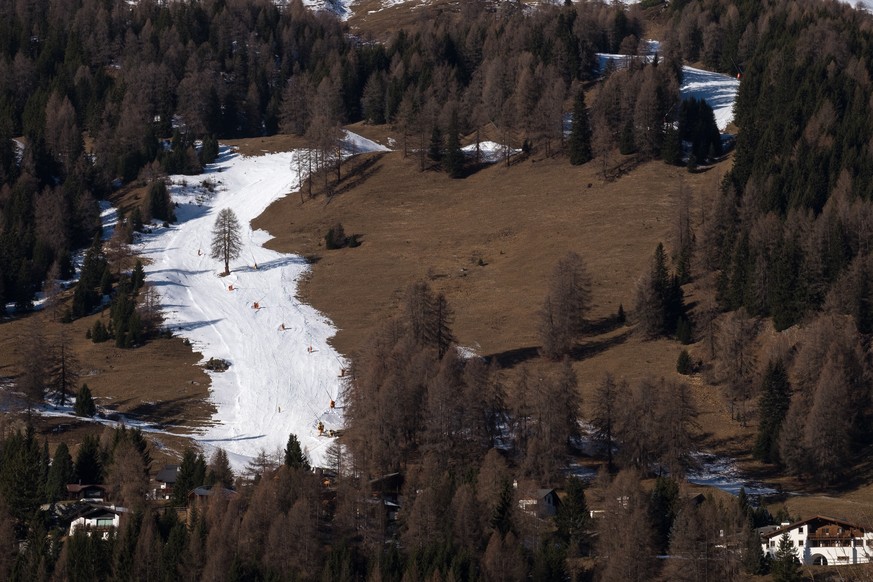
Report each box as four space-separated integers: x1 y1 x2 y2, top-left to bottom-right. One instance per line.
137 132 386 470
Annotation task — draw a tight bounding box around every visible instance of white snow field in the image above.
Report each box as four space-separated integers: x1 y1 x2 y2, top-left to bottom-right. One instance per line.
137 132 387 470
680 65 740 131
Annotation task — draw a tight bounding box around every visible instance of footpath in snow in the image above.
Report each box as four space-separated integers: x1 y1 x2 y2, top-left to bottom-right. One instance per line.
137 132 387 470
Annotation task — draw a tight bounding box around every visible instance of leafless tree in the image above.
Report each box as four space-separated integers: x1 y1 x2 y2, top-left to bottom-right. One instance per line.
50 330 79 407
539 251 592 359
137 284 163 336
44 91 81 174
280 73 313 137
596 469 658 582
673 181 695 283
482 531 526 582
105 439 148 510
715 309 758 424
591 372 621 472
18 318 49 410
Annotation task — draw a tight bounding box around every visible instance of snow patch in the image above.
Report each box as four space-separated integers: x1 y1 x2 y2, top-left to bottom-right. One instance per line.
461 141 520 164
680 66 740 131
687 452 778 497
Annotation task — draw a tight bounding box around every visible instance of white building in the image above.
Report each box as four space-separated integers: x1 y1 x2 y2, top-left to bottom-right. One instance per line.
761 516 873 566
68 507 123 540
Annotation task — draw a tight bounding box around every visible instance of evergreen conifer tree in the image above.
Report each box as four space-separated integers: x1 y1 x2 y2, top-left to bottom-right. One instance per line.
676 349 693 374
131 260 145 294
0 427 47 520
147 180 174 223
74 434 103 484
75 384 97 417
284 433 310 470
428 126 444 162
172 448 206 505
568 89 593 165
619 120 636 155
772 531 801 582
661 124 682 165
46 442 75 502
199 134 219 165
556 477 589 555
754 360 791 464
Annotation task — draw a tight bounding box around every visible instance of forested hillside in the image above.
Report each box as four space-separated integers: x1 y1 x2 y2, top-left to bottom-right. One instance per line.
4 0 873 580
0 0 653 311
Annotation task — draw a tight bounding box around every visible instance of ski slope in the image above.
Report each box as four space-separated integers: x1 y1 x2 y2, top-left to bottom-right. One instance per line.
138 132 387 469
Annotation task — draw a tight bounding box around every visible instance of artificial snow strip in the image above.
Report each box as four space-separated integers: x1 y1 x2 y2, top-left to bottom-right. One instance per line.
137 132 386 470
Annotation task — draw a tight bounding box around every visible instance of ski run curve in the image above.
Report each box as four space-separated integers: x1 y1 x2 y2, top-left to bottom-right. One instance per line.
138 132 387 470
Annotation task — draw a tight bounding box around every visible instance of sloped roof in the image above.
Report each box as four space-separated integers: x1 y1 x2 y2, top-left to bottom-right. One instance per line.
189 485 237 499
65 484 106 494
155 465 180 484
761 515 868 539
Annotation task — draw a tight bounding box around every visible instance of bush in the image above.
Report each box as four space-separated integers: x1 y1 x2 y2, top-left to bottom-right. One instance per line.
148 181 175 223
91 320 109 343
75 384 97 417
676 349 693 375
325 223 348 250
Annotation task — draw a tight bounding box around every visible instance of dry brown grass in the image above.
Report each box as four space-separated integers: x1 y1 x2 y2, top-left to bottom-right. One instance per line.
0 292 214 458
252 128 747 456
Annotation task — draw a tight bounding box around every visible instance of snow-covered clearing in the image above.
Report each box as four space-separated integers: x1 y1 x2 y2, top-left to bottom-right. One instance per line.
136 132 387 470
597 53 740 131
680 66 740 131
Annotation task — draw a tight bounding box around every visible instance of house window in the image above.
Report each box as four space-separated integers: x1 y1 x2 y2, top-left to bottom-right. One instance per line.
770 541 775 548
799 527 804 534
799 540 804 546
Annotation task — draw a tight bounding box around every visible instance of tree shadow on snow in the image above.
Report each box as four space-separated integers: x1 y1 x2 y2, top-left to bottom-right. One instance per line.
171 319 223 332
234 255 308 273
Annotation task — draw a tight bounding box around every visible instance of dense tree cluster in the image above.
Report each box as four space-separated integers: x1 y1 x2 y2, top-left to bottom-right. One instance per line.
679 0 873 331
0 0 694 309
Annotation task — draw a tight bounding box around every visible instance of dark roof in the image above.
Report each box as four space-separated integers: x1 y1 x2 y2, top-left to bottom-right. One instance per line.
65 484 106 494
760 515 868 539
155 465 180 484
72 505 124 520
188 485 237 499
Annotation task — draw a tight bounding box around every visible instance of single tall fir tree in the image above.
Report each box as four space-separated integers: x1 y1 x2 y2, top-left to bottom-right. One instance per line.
754 359 791 464
568 89 593 165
